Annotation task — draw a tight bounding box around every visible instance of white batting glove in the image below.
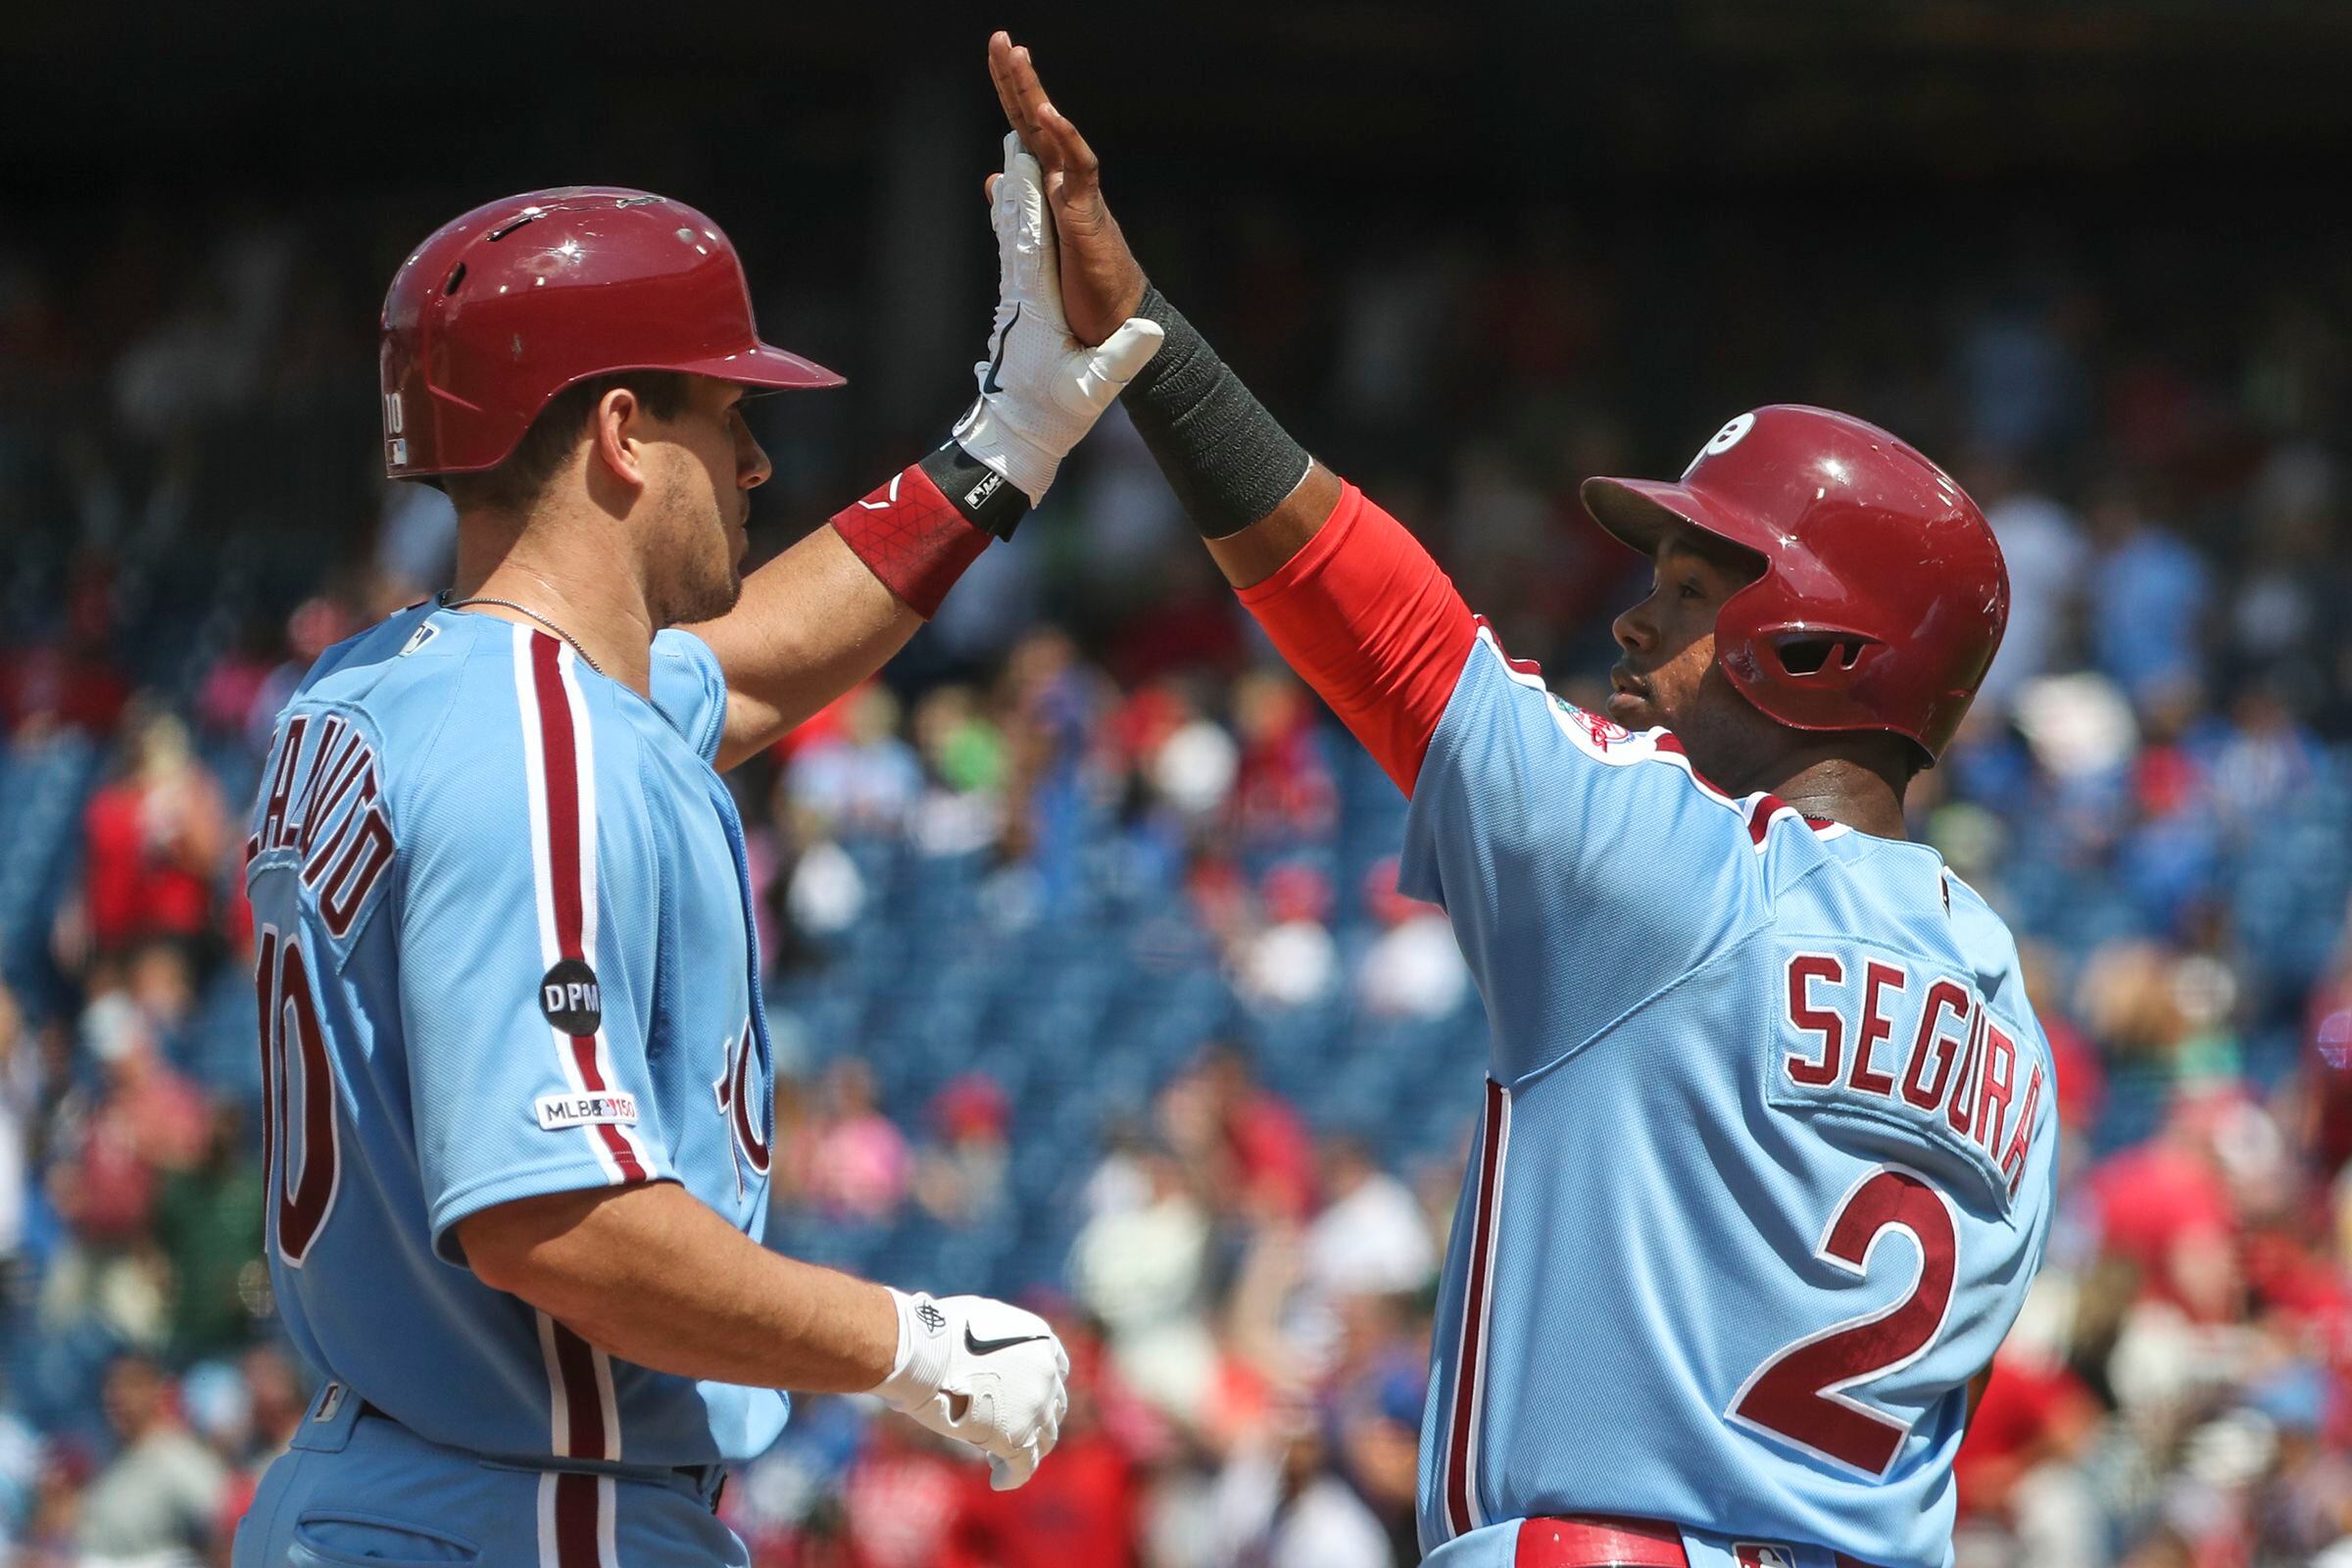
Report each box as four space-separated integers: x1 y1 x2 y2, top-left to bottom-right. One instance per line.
870 1287 1070 1491
951 132 1163 507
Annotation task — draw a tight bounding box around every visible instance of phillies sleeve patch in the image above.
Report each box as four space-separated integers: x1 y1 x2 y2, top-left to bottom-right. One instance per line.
536 1091 640 1131
538 958 602 1036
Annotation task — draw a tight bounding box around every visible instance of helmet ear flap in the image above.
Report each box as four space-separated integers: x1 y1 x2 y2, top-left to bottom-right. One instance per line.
1711 581 1775 695
1714 577 1900 739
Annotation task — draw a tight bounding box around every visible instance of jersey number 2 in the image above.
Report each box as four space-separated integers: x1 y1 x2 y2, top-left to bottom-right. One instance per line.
255 927 340 1264
1728 1166 1958 1477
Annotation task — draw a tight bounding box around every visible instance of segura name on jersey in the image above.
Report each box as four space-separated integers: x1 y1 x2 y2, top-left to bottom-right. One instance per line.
1773 949 2045 1200
535 1091 640 1132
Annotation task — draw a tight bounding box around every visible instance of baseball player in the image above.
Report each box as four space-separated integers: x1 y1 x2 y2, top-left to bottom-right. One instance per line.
985 33 2056 1568
231 144 1160 1567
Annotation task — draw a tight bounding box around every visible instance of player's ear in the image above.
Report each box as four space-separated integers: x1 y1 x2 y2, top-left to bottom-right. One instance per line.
587 385 651 494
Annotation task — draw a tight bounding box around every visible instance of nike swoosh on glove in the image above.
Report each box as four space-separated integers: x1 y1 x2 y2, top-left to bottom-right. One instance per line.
870 1287 1072 1491
950 131 1163 507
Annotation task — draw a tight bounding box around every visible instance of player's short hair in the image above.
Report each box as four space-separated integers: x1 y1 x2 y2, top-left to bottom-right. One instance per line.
439 370 694 514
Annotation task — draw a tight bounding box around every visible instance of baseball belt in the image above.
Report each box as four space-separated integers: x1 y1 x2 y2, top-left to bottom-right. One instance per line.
355 1399 725 1513
1516 1515 1887 1568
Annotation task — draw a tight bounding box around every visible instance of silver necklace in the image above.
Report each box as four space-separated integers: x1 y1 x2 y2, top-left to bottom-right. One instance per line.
437 591 607 677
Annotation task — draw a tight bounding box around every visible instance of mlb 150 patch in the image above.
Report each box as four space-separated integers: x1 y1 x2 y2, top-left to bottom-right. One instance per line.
536 1092 640 1131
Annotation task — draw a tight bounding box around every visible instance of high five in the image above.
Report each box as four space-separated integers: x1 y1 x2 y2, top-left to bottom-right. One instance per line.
985 30 2050 1568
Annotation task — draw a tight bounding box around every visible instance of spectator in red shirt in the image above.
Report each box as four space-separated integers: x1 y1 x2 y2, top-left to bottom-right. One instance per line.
0 567 131 742
1228 671 1336 850
2089 1090 2245 1321
948 1333 1139 1568
1954 1351 2105 1521
76 707 229 957
1167 1043 1318 1224
913 1073 1011 1225
838 1417 966 1568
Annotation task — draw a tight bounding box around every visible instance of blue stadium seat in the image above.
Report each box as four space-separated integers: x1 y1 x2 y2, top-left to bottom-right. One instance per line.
0 734 101 977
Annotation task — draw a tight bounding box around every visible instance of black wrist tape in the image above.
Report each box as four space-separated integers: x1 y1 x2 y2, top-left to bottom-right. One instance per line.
1122 284 1312 539
919 437 1030 542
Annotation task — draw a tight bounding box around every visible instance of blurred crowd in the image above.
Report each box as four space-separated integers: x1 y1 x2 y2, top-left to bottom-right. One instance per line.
718 1043 1443 1568
4 166 2352 1568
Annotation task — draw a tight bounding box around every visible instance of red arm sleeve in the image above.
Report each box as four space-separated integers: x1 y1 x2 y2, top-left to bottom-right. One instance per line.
1235 481 1477 797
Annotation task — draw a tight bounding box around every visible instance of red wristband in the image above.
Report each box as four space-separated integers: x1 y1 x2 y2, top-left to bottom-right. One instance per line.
831 465 994 620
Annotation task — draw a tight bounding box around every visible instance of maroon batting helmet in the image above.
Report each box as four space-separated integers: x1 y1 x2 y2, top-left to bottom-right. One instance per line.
1581 405 2008 763
379 186 843 479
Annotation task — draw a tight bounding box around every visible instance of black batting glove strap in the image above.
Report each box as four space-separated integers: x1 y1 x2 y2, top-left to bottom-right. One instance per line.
1122 283 1314 540
919 438 1032 542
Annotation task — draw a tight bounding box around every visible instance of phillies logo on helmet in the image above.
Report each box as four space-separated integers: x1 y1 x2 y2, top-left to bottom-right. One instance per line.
1735 1546 1795 1568
1685 410 1756 475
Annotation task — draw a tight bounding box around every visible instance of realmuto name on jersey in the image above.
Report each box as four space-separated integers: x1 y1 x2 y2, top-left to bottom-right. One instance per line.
1780 952 2045 1199
248 713 396 939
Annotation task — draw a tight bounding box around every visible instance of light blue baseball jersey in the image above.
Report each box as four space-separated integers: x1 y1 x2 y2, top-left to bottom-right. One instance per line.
242 603 785 1481
1402 628 2057 1568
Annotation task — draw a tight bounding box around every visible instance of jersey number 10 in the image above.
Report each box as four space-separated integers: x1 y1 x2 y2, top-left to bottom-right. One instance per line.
1726 1166 1959 1478
256 927 342 1265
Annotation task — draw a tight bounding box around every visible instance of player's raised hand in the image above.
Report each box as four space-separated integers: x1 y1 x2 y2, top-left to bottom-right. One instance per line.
987 30 1147 348
948 132 1161 509
870 1288 1071 1490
